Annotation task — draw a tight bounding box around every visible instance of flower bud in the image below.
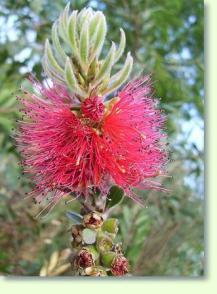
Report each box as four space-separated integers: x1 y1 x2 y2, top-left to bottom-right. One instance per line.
71 225 83 246
111 255 129 276
74 246 98 269
83 211 103 229
85 266 107 277
102 218 119 236
101 252 129 276
101 251 116 268
96 232 113 252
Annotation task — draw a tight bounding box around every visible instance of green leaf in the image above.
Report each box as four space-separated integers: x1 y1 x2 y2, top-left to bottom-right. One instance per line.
93 42 115 86
67 10 78 55
64 57 86 97
102 52 133 96
43 56 64 84
89 12 102 41
77 8 93 33
44 39 64 75
102 218 119 235
89 13 107 62
101 251 116 267
79 20 89 70
114 28 126 63
51 23 67 65
58 2 70 42
106 186 124 209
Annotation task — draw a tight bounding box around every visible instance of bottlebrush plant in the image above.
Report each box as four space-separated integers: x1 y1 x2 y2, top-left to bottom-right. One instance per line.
16 3 168 276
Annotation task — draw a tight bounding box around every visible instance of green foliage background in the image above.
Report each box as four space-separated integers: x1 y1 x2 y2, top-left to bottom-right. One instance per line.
0 0 204 276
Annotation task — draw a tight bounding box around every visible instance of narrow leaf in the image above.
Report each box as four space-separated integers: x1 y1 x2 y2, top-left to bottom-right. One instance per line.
77 8 93 33
114 28 126 63
44 39 64 75
77 8 87 33
58 3 70 42
79 20 89 70
89 13 107 62
64 57 86 97
64 57 78 88
94 42 116 85
89 12 102 41
102 52 133 96
67 10 78 55
43 56 65 84
51 23 67 65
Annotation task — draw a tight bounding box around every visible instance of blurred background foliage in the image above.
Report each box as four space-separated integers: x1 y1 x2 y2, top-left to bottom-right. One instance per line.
0 0 204 276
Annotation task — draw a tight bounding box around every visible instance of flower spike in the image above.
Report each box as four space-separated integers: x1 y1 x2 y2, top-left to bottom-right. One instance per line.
16 2 169 278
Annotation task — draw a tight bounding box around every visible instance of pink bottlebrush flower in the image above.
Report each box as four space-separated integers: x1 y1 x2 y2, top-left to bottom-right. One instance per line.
16 76 167 206
102 77 168 201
